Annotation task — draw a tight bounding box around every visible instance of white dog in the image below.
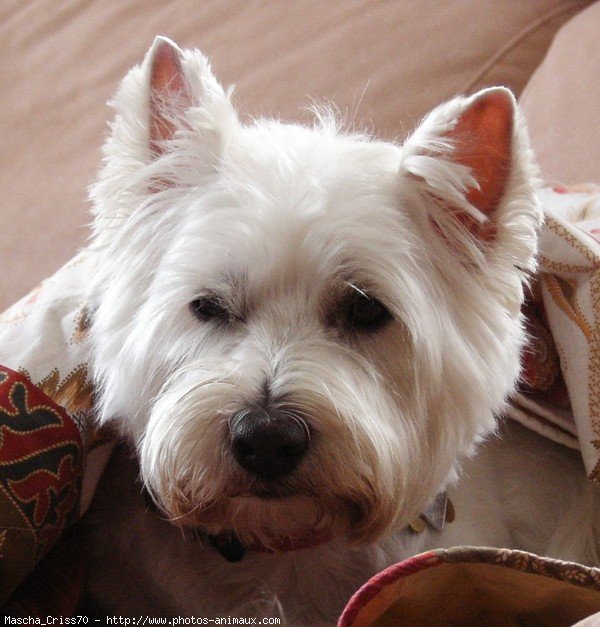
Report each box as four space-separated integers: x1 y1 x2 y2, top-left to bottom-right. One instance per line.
83 37 599 622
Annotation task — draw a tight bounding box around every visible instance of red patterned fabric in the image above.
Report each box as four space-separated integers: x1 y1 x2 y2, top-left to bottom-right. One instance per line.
0 365 82 602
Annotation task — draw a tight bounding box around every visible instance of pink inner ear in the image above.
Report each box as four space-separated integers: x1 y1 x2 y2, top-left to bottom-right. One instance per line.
149 40 192 155
448 90 514 225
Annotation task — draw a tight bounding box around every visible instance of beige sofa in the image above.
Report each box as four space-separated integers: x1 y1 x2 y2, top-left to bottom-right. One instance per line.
1 0 598 311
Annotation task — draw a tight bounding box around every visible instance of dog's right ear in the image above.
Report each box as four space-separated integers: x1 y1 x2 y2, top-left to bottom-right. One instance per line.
147 37 194 156
142 36 236 161
101 36 235 168
90 37 236 219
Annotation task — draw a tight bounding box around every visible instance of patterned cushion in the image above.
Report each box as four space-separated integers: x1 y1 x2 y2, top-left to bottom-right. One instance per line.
0 366 82 602
339 547 600 626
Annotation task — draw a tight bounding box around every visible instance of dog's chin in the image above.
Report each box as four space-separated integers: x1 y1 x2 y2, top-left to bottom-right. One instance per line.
188 494 345 552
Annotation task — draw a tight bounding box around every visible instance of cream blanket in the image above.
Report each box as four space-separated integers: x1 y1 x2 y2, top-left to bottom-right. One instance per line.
0 184 598 606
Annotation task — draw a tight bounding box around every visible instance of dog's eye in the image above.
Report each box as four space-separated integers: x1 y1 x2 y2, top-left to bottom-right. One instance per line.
189 295 229 322
345 291 391 331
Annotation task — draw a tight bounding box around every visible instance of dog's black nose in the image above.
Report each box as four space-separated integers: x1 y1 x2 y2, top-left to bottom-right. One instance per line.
229 409 309 480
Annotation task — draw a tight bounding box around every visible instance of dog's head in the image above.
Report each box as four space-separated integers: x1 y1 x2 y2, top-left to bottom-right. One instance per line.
88 37 541 550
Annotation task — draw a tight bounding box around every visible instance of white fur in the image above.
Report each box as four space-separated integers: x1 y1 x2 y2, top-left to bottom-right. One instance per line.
84 38 599 623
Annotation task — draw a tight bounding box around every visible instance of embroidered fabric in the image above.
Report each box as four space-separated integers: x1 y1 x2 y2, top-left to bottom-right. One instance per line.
0 185 598 607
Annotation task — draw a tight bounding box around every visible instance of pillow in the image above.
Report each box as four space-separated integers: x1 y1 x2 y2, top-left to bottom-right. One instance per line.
339 546 600 626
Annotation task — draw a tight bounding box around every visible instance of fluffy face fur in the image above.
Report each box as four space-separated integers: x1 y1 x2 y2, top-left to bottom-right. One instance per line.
87 37 541 552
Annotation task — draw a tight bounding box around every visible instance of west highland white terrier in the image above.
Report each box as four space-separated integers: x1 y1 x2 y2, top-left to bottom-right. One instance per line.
84 37 599 622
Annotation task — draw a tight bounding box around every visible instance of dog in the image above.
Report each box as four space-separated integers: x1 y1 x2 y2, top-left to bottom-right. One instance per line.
83 37 599 622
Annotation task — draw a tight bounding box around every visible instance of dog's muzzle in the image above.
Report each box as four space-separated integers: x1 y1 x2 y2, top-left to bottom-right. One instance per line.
229 408 310 479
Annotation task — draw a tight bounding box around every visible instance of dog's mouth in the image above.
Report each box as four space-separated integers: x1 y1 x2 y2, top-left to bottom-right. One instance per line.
233 487 294 499
169 492 342 560
143 487 354 560
144 500 329 563
206 525 334 562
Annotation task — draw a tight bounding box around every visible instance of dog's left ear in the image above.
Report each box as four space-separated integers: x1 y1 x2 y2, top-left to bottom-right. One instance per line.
401 87 538 249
